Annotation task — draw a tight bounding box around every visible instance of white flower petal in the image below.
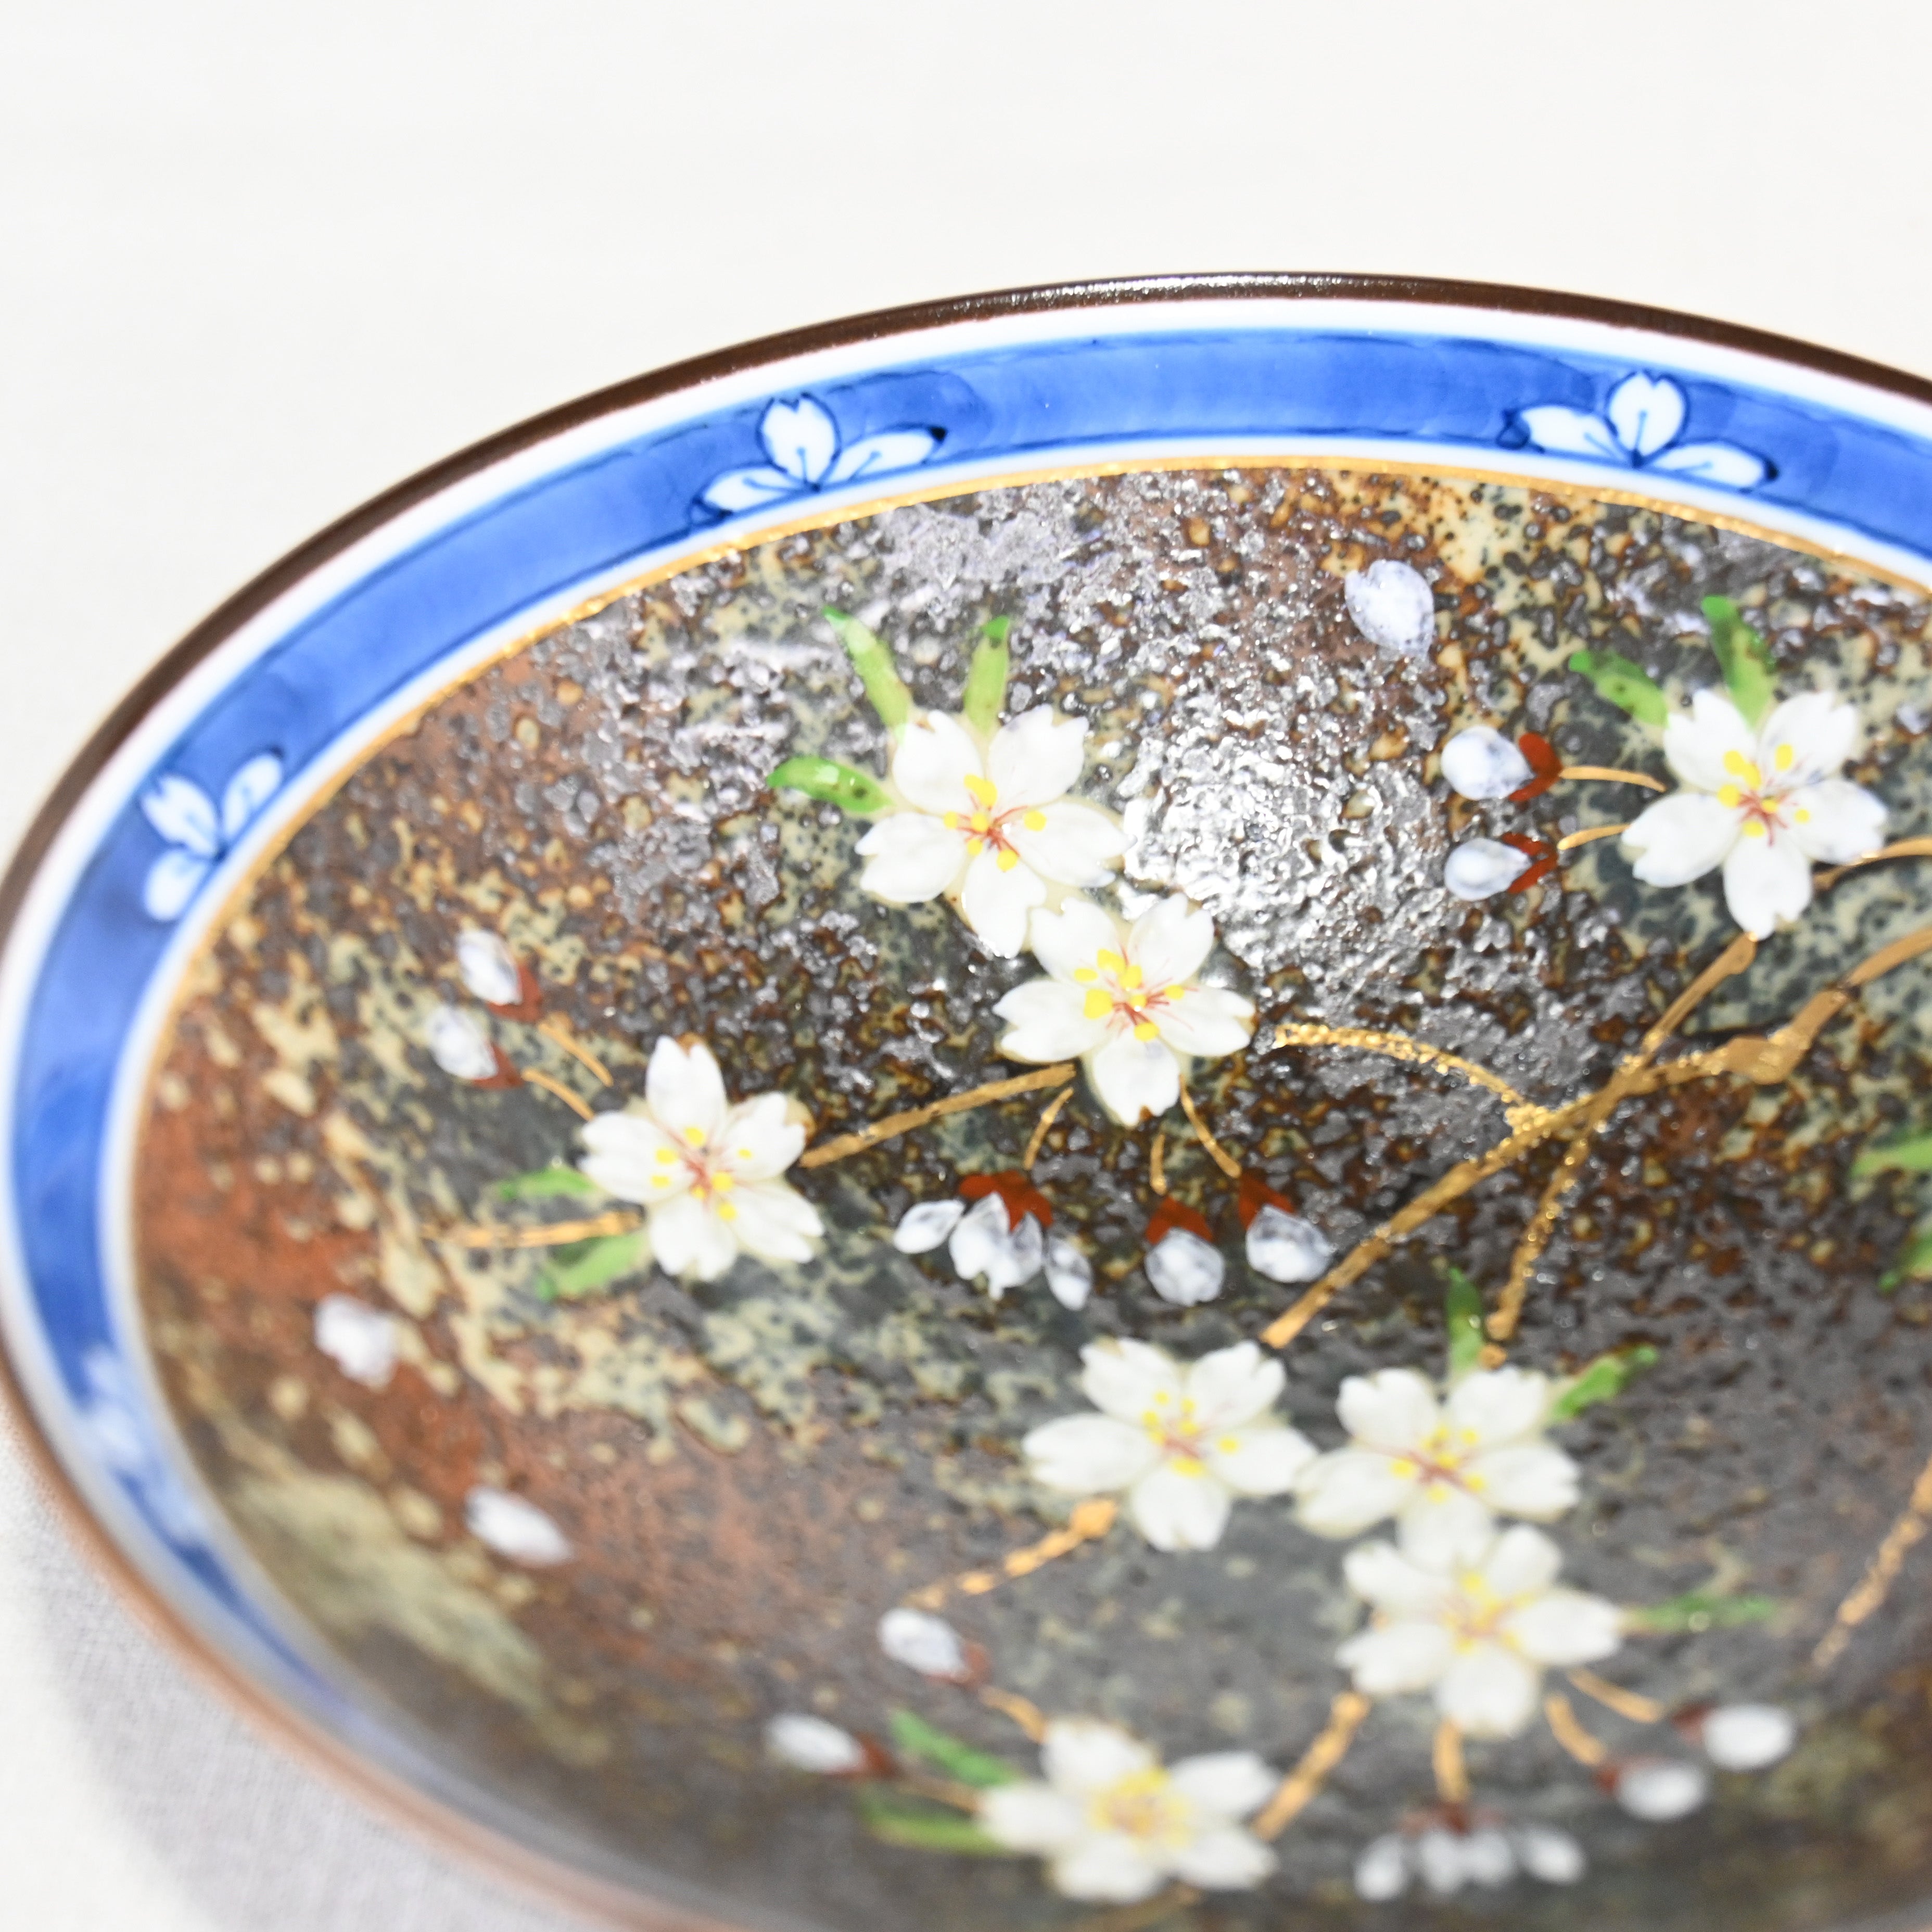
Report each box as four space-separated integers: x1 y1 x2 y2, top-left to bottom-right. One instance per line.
1343 558 1437 656
1043 1719 1156 1795
891 711 982 816
456 929 522 1006
1050 1835 1164 1903
1393 1483 1497 1572
644 1037 729 1145
1616 1760 1708 1821
1441 726 1533 800
1027 894 1124 982
1082 1338 1187 1420
1354 1834 1411 1901
823 426 938 483
1701 1704 1796 1771
728 1179 823 1266
1606 372 1687 460
1145 1228 1225 1306
1168 1751 1277 1819
718 1092 807 1181
427 1006 496 1081
1296 1449 1417 1539
1438 1641 1540 1737
1663 688 1757 793
1464 1442 1580 1520
1338 1370 1440 1452
219 752 282 842
1414 1826 1470 1895
978 1781 1085 1852
1621 789 1741 886
1444 1365 1552 1444
767 1712 866 1774
855 811 968 904
1168 1826 1276 1890
758 396 838 485
1024 1414 1160 1494
1759 689 1858 780
1443 838 1531 900
878 1607 970 1680
894 1198 967 1253
949 1192 1044 1295
958 845 1047 958
1044 1236 1093 1310
995 977 1109 1063
465 1487 571 1565
1244 1204 1329 1283
1459 1827 1517 1887
1501 1588 1623 1667
1476 1523 1564 1598
1127 1461 1233 1551
1204 1425 1316 1497
647 1191 739 1281
1185 1342 1287 1432
1087 1032 1181 1126
1151 987 1254 1060
1128 895 1217 989
1647 440 1769 488
142 847 212 920
1343 1539 1454 1617
1337 1618 1455 1695
1512 1825 1585 1884
1722 827 1813 936
701 466 800 513
1788 778 1886 863
579 1108 688 1203
313 1295 398 1388
1518 405 1626 463
139 774 221 857
986 705 1087 808
1007 799 1122 887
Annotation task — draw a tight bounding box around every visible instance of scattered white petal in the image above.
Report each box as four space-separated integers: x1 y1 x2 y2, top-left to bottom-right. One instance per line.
464 1488 573 1566
1344 559 1437 656
1512 1825 1586 1883
1459 1828 1516 1887
427 1006 497 1080
1700 1703 1796 1771
1444 838 1532 901
949 1192 1045 1297
1146 1228 1225 1306
878 1607 971 1681
893 1198 968 1253
456 929 522 1006
766 1712 866 1774
1616 1759 1709 1821
313 1295 398 1389
1044 1236 1094 1310
1353 1833 1409 1901
1244 1204 1330 1283
1441 726 1533 801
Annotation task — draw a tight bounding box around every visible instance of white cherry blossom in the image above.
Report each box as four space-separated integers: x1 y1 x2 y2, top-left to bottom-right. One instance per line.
1358 1820 1584 1898
578 1038 821 1282
1336 1524 1622 1737
977 1718 1277 1902
1441 726 1534 800
1620 687 1885 936
854 707 1123 957
1024 1340 1315 1552
995 895 1254 1126
701 395 939 515
1295 1366 1580 1570
766 1712 868 1774
892 1175 1071 1302
465 1488 572 1566
1516 372 1768 488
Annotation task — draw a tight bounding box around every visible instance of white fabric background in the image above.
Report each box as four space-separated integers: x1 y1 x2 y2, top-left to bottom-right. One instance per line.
1 3 1927 1925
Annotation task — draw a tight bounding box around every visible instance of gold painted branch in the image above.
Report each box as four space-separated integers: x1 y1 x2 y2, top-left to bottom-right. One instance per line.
1253 1692 1371 1840
799 1064 1075 1167
903 1499 1117 1609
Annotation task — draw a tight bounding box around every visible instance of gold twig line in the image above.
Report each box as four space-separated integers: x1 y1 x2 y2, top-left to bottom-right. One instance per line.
1817 836 1932 890
980 1687 1048 1742
1558 764 1667 792
1253 1692 1371 1840
538 1018 614 1085
1814 1443 1932 1668
1270 1021 1544 1131
1177 1083 1242 1179
521 1067 596 1120
438 1210 642 1250
1543 1692 1609 1766
1556 822 1630 851
905 1499 1117 1608
1432 1718 1470 1803
1149 1128 1167 1196
899 1770 985 1812
1023 1085 1075 1171
1567 1667 1666 1724
797 1064 1075 1167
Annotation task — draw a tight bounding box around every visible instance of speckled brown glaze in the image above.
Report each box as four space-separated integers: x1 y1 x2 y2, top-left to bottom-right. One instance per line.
134 466 1932 1932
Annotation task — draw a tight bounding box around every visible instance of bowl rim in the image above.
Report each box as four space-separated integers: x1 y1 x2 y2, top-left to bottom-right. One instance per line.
8 268 1932 1931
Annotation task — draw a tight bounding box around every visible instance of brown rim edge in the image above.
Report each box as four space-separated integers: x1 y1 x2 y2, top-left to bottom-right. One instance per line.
5 269 1931 1930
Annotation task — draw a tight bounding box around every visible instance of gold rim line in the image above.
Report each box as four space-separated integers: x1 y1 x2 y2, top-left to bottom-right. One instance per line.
797 1064 1075 1168
1253 1692 1371 1840
1558 765 1667 792
1814 1442 1932 1668
1556 822 1630 851
1177 1084 1242 1179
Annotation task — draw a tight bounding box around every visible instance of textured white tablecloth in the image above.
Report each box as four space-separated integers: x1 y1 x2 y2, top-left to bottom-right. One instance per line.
2 3 1927 1924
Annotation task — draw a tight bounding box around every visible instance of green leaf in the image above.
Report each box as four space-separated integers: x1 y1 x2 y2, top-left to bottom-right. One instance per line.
494 1165 601 1202
960 617 1011 736
857 1790 1008 1856
769 755 889 816
1854 1131 1932 1178
887 1711 1018 1788
1879 1227 1932 1293
1623 1590 1777 1633
825 607 912 731
1703 596 1775 728
1549 1344 1659 1421
1443 1265 1486 1380
538 1232 650 1301
1568 648 1668 728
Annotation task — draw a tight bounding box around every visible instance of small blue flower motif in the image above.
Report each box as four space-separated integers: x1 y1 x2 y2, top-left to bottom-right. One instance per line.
76 1348 210 1549
1511 372 1771 489
699 395 942 516
137 751 283 921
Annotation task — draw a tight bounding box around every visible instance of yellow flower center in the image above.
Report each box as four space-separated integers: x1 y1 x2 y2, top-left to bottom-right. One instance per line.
1715 743 1808 841
939 770 1046 871
1088 1769 1195 1848
1071 947 1187 1040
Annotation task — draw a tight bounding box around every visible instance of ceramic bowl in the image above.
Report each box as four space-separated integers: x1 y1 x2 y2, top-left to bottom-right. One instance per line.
10 275 1932 1932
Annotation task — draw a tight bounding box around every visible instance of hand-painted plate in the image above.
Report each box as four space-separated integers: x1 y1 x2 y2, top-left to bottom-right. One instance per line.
10 276 1932 1932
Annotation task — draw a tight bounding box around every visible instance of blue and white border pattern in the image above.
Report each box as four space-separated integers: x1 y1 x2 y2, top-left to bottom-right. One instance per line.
7 289 1932 1761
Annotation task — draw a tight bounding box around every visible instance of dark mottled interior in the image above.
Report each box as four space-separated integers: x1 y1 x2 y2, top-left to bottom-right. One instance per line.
135 467 1932 1932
